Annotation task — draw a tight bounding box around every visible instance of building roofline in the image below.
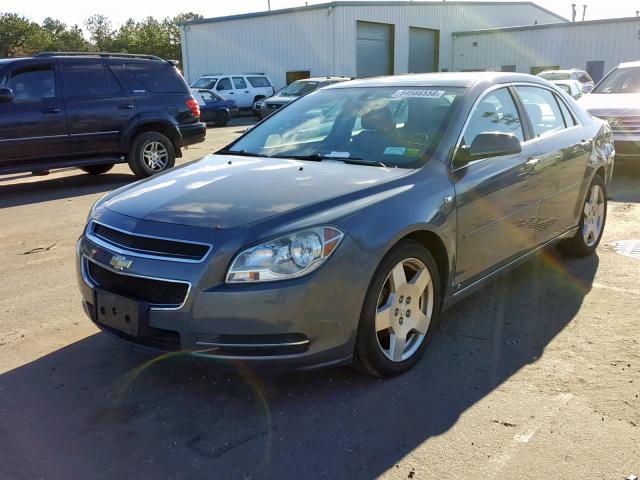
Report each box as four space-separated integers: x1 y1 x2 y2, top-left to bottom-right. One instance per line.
183 1 568 27
453 15 640 36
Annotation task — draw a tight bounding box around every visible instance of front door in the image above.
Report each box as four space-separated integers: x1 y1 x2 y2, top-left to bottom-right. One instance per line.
453 87 542 288
0 62 68 169
60 60 138 157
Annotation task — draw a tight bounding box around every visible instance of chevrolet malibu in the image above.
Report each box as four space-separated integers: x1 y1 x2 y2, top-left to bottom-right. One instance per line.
77 73 614 377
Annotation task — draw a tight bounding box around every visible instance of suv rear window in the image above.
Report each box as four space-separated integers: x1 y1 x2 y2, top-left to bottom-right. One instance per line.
126 64 188 93
247 76 271 88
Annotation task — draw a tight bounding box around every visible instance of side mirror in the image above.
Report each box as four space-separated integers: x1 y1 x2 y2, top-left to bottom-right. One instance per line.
0 87 13 103
454 132 522 166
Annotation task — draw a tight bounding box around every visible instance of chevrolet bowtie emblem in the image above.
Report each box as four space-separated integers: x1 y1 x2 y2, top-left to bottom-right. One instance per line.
109 255 133 271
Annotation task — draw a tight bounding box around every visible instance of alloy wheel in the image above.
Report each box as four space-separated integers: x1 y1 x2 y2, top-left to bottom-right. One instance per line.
582 183 605 247
142 141 169 171
375 258 434 362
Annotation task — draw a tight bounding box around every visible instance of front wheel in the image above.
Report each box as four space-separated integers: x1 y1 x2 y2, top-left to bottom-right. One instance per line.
558 175 607 257
353 240 441 377
127 132 175 178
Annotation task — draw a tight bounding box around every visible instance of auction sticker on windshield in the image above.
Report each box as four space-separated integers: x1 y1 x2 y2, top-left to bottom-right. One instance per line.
392 89 445 98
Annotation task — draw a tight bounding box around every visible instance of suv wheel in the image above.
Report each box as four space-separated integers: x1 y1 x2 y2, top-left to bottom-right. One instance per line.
81 164 114 175
213 111 229 127
128 132 175 178
353 240 441 377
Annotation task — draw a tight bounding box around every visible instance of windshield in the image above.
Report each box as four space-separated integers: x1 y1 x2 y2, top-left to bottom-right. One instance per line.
594 67 640 94
191 77 218 89
280 81 319 97
225 86 464 168
539 72 570 81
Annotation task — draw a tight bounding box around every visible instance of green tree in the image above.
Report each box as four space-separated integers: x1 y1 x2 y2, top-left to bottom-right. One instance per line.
0 13 47 57
41 17 90 52
85 14 114 51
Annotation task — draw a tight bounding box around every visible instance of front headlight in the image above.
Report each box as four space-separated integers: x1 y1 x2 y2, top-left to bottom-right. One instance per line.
226 226 344 283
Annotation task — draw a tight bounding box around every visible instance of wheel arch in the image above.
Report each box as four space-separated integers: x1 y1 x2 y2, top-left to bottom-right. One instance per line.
123 121 182 158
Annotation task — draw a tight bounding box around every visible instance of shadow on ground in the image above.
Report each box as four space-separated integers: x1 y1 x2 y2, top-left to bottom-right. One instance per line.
0 250 598 479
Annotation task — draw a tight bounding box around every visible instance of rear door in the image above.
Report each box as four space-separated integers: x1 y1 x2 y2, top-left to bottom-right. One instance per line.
0 62 68 167
515 85 588 241
61 60 137 157
453 87 542 288
231 76 251 108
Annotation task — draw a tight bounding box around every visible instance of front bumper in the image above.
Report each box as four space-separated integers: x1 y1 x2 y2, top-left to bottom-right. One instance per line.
75 209 374 370
178 122 207 147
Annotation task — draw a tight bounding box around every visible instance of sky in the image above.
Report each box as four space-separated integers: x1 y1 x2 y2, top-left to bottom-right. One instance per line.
11 0 640 28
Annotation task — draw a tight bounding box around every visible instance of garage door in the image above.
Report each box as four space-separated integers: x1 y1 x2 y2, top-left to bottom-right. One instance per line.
408 27 439 73
357 21 394 78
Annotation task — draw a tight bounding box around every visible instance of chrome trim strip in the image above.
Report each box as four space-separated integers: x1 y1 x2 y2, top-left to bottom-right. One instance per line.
195 340 310 348
88 220 212 264
0 134 67 143
69 131 120 137
83 255 191 311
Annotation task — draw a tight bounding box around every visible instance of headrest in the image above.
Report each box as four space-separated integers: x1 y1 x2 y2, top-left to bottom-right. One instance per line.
361 107 395 131
524 102 543 126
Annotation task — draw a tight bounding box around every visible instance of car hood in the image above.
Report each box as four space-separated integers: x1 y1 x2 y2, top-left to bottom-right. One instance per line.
578 93 640 115
104 155 408 228
266 96 296 104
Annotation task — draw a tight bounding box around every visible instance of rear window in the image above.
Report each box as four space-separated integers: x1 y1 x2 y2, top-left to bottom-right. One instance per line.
247 76 271 88
126 64 188 93
191 77 217 89
539 72 570 81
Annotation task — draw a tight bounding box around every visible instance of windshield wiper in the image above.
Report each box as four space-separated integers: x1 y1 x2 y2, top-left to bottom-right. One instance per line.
217 149 269 158
280 154 387 167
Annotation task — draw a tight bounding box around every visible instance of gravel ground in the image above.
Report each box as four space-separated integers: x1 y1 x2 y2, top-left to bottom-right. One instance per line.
0 117 639 479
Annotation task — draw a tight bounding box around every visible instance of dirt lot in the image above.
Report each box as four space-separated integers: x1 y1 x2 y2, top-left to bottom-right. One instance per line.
1 116 639 480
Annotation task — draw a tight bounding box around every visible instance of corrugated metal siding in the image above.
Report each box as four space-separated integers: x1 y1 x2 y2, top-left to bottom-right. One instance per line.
452 19 640 74
181 3 563 87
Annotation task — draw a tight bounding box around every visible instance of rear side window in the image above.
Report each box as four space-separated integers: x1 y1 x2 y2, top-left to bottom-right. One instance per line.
233 77 247 89
578 72 592 83
463 88 524 145
216 78 232 91
556 96 577 127
247 76 271 88
126 64 188 93
63 63 121 98
4 65 55 100
516 86 566 138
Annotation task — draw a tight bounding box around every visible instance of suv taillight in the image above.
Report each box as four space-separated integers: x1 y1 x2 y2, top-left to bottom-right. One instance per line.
186 98 200 118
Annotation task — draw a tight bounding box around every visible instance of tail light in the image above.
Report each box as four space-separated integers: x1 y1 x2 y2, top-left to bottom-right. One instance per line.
186 97 200 118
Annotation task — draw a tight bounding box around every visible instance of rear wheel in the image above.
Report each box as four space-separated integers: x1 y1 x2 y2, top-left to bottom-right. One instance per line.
127 132 175 178
558 175 607 257
353 240 441 377
213 111 229 127
81 164 114 175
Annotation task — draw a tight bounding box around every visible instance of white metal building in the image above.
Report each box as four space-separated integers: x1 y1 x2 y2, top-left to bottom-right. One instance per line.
180 1 565 88
452 17 640 82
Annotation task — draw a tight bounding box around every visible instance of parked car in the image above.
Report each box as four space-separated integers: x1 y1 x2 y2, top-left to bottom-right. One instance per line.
552 79 582 99
191 88 238 126
538 69 594 94
190 73 274 111
253 76 350 118
77 72 613 377
579 60 640 158
0 52 206 178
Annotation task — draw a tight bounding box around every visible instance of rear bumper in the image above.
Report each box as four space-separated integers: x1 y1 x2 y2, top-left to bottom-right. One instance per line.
178 122 206 147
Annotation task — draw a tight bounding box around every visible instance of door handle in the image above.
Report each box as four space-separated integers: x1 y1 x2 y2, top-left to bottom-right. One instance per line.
42 108 61 114
118 104 135 110
522 157 541 172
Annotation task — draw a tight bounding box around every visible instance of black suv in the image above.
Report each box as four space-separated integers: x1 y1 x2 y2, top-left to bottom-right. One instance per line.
0 52 206 178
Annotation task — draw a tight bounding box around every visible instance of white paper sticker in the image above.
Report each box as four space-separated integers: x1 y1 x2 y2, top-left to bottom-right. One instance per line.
392 89 445 99
383 147 406 155
327 151 351 158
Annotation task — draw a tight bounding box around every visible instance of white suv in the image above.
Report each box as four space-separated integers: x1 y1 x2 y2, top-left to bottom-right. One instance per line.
538 69 595 94
190 74 275 110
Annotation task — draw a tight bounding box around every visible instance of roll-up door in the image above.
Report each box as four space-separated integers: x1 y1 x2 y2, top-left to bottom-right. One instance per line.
356 21 394 78
408 27 439 73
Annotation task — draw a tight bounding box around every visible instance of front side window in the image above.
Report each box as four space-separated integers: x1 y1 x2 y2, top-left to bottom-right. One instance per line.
63 63 121 98
4 65 55 101
225 86 465 168
462 88 524 146
594 67 640 94
233 77 248 89
217 78 232 91
516 86 565 138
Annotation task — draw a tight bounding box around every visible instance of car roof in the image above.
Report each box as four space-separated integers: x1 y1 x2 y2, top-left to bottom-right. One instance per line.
298 77 350 82
619 60 640 69
326 72 548 89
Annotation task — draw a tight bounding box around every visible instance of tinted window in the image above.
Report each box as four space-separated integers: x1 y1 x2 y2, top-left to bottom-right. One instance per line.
463 88 524 145
63 63 121 98
516 86 565 138
556 96 576 127
191 77 217 89
5 65 55 101
247 76 271 88
217 78 232 91
233 77 247 89
126 64 188 93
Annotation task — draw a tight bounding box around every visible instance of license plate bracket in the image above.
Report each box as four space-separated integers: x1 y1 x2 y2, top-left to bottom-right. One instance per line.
95 289 150 337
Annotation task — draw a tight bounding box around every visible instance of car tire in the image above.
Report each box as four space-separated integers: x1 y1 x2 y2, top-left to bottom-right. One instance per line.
81 164 114 175
558 174 607 257
353 239 441 377
213 111 229 127
127 132 175 178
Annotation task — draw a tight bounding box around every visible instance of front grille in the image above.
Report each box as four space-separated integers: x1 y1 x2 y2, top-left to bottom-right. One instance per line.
87 260 188 307
92 223 209 261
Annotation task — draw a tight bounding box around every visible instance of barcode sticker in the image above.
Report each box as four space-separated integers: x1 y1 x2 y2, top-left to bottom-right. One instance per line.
392 89 445 98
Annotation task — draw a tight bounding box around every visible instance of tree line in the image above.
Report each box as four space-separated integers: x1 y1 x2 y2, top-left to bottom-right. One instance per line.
0 12 203 62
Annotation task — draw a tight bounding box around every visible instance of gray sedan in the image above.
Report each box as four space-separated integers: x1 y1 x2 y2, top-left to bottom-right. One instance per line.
77 72 614 376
